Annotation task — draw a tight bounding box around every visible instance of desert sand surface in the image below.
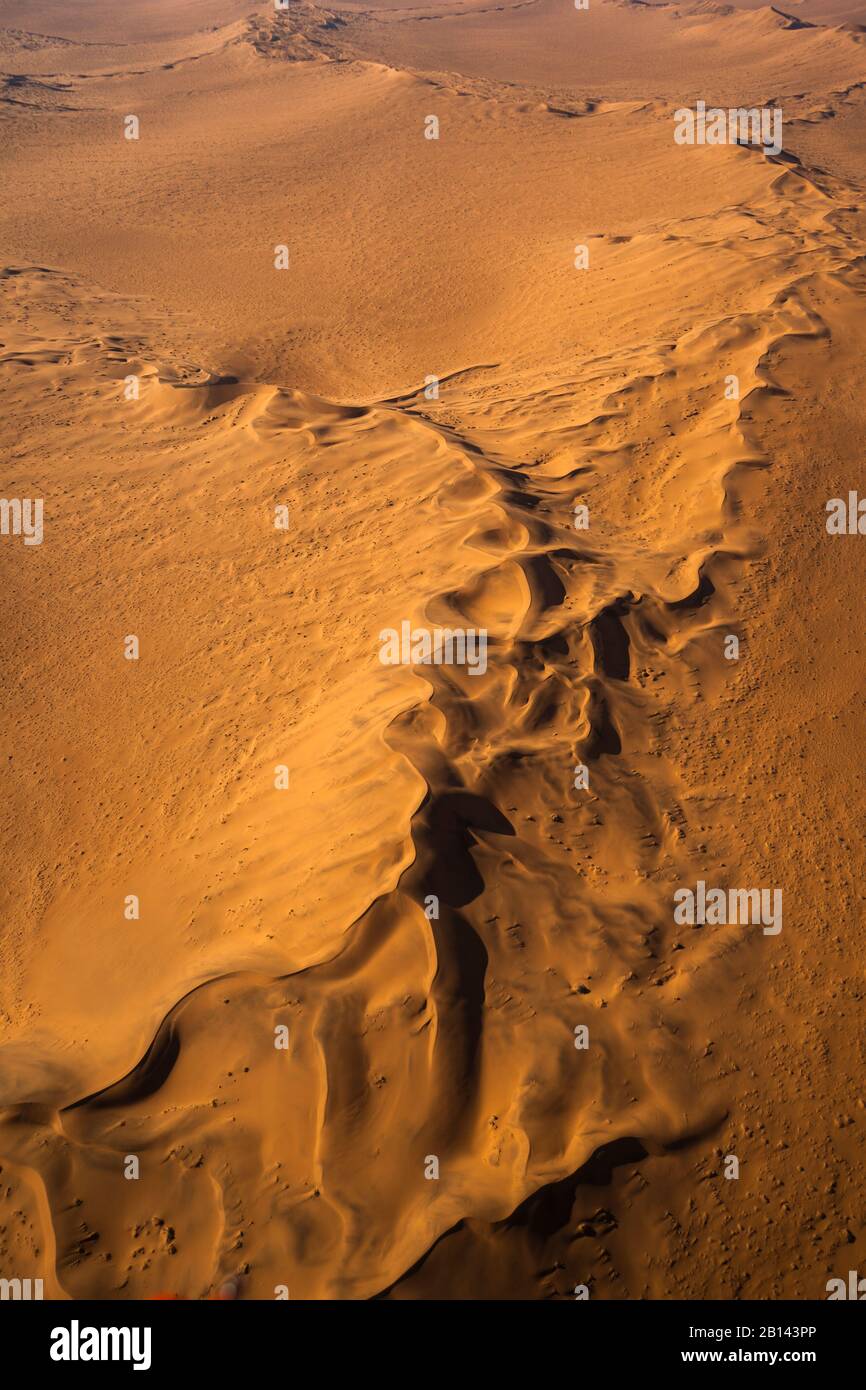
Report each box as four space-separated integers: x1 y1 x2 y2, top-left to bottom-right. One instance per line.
1 0 865 1301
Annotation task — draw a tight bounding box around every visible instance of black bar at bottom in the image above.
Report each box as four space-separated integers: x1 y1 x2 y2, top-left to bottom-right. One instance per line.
0 1296 859 1376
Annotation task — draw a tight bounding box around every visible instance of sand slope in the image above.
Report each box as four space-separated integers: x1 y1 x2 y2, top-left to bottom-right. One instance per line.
1 0 866 1298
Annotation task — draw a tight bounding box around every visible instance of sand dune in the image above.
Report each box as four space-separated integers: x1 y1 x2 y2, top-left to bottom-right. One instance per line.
1 0 865 1300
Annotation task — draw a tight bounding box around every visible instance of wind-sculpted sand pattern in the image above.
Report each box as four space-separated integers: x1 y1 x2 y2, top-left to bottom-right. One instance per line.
1 0 866 1304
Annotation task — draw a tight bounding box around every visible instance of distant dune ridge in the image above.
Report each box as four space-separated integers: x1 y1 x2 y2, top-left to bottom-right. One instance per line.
1 0 865 1300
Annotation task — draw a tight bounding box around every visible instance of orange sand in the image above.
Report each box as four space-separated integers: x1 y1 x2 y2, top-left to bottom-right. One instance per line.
1 0 865 1299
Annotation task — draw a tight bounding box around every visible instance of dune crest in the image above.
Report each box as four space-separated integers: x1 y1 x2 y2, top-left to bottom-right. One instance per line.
2 0 866 1300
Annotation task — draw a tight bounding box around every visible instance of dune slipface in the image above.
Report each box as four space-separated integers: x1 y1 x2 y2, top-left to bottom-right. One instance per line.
1 0 865 1308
